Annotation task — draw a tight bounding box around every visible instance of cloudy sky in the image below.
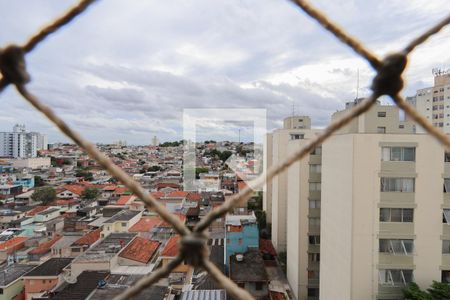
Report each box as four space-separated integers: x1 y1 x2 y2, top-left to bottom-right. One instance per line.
0 0 449 144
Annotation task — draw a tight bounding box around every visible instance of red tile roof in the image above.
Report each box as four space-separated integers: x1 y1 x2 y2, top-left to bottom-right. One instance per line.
72 229 101 246
0 237 28 251
260 239 277 256
160 235 179 257
227 225 243 232
157 213 186 228
114 187 129 194
116 195 135 205
28 235 62 255
165 191 189 198
186 192 201 201
102 185 117 191
26 205 50 217
63 185 86 195
155 183 180 190
129 216 162 232
151 191 165 199
118 237 160 264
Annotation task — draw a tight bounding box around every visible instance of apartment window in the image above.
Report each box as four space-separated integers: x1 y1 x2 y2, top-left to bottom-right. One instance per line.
442 240 450 254
309 235 320 245
309 182 321 192
308 288 319 297
310 147 322 155
444 179 450 193
379 269 413 286
309 253 320 262
379 239 414 255
442 271 450 283
443 209 450 224
380 177 415 192
308 270 319 279
433 105 438 110
290 133 304 140
381 147 415 161
377 126 386 134
440 105 445 109
309 218 320 227
441 96 445 100
255 282 263 291
378 112 386 117
399 125 404 129
121 222 127 227
309 164 321 173
309 200 321 209
445 153 450 162
380 208 413 222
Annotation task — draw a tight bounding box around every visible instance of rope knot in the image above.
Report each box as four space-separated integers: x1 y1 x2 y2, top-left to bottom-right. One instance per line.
0 45 30 86
180 232 208 267
371 52 407 97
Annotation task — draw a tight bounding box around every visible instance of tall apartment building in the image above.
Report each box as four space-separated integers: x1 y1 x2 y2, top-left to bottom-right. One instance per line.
265 116 318 251
0 125 47 158
411 71 450 133
320 101 447 299
264 116 322 299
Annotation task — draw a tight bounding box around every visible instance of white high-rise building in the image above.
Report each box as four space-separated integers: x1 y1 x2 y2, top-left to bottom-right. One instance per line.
411 70 450 133
0 125 47 158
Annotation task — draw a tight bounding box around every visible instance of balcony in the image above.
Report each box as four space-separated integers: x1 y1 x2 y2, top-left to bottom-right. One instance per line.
378 253 414 267
308 208 320 218
379 223 414 236
380 161 415 174
377 285 404 299
309 155 321 165
309 191 321 200
380 192 414 203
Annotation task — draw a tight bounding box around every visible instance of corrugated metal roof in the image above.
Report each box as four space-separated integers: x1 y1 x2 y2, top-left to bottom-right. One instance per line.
181 290 226 300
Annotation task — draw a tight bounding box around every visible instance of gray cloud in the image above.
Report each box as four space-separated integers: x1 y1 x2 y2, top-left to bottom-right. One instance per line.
0 0 449 144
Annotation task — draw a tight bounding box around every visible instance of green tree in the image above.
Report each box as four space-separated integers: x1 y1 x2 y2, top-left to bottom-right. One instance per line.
81 188 100 200
403 282 433 300
148 165 162 172
219 150 232 162
195 167 209 179
75 169 94 181
31 187 56 205
34 176 45 187
428 281 450 299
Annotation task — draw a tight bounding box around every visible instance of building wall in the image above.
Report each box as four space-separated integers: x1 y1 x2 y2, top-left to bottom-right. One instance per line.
321 133 444 299
225 224 259 266
0 279 25 300
24 277 59 300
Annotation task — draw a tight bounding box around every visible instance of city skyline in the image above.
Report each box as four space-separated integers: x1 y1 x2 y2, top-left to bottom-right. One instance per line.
0 0 449 144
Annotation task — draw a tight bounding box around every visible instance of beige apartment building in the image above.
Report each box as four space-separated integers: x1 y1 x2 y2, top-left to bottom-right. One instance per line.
264 116 322 299
411 72 450 133
321 101 449 299
265 116 321 252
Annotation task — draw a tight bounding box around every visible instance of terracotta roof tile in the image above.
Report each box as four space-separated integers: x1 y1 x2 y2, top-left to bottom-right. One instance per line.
160 235 179 257
165 191 189 198
116 195 135 205
186 192 201 201
157 213 186 228
63 185 86 195
151 191 165 199
0 237 28 250
26 205 50 217
72 229 101 246
29 235 62 255
118 237 160 264
129 217 162 232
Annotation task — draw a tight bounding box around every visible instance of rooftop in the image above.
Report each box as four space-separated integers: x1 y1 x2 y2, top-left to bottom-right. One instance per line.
24 257 73 277
118 237 160 264
0 236 28 250
129 216 162 232
71 229 101 247
0 264 35 287
229 251 268 282
52 271 109 300
160 235 179 257
105 210 140 223
181 290 226 300
74 233 136 263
